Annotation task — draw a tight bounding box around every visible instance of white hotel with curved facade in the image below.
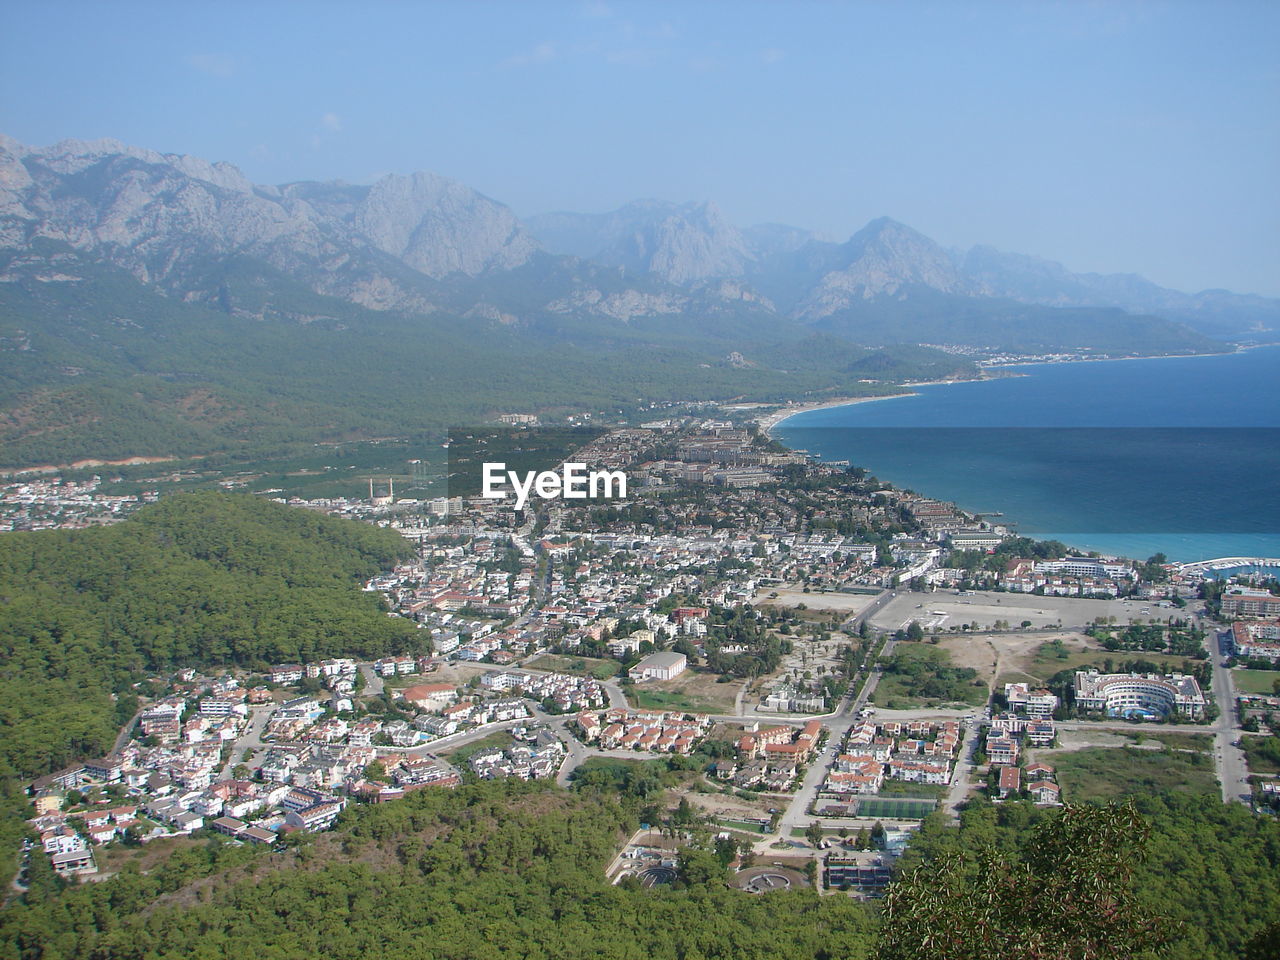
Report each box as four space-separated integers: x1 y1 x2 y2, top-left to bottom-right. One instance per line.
1073 671 1206 720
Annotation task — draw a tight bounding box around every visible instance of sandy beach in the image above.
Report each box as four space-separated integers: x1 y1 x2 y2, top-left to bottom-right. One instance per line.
753 373 993 434
754 393 914 433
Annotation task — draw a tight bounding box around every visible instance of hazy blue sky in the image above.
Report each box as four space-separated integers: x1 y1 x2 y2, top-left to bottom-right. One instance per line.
2 0 1277 295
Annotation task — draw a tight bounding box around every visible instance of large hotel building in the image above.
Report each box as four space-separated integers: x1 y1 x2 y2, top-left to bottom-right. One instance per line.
1073 671 1206 720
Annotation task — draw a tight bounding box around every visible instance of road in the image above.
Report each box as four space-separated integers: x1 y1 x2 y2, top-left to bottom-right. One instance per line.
1209 629 1251 805
941 722 980 818
219 704 276 779
112 704 148 755
843 589 895 633
358 663 384 698
775 637 891 838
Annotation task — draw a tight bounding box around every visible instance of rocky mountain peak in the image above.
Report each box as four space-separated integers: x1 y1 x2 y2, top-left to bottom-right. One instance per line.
353 171 538 278
794 215 962 319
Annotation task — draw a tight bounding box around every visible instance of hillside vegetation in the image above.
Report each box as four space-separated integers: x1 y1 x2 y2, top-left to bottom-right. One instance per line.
0 492 415 783
1 780 879 960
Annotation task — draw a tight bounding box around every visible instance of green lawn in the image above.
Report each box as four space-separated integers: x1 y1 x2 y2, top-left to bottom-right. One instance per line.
527 654 620 680
1028 642 1204 682
719 818 768 835
1027 642 1114 678
1233 669 1280 695
632 688 722 713
1049 746 1218 801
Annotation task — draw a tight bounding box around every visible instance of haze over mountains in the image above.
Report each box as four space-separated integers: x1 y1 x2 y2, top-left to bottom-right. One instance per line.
0 135 1273 467
527 201 1278 340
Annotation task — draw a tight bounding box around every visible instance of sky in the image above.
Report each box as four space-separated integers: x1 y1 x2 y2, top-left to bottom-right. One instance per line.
2 0 1277 296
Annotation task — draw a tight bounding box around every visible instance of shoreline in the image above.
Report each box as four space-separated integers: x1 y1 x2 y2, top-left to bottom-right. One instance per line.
754 392 914 433
755 375 990 434
983 345 1250 371
750 348 1280 565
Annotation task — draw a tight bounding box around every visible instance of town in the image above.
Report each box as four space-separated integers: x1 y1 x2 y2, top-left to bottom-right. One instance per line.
13 414 1280 897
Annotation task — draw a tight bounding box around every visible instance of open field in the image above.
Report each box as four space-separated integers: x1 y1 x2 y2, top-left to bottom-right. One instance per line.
1233 669 1280 695
1240 735 1280 776
680 786 775 822
1045 728 1151 753
379 662 498 695
526 654 620 680
1114 730 1214 753
630 669 743 713
869 589 1165 634
720 818 769 835
1041 745 1218 800
94 831 203 876
896 630 1203 695
935 632 1080 691
872 643 989 709
754 586 881 615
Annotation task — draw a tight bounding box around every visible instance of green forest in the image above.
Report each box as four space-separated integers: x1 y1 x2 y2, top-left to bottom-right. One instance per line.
1 779 879 960
896 793 1280 960
0 492 417 886
0 492 416 783
4 774 1279 959
0 246 975 470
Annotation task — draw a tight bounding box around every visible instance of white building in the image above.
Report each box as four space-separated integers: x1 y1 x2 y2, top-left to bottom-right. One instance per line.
633 651 687 681
1004 682 1059 719
1073 671 1205 720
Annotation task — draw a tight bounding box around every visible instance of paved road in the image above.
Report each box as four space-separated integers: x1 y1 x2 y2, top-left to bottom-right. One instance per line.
219 704 276 779
112 704 148 755
775 639 890 838
941 722 980 818
842 590 895 633
1209 628 1251 804
358 663 385 698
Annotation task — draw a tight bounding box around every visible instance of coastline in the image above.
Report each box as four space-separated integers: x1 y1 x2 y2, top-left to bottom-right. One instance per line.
750 347 1280 564
983 345 1245 371
755 393 914 434
755 375 987 434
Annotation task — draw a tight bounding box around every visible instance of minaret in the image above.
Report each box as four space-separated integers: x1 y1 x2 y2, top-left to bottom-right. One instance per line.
369 478 374 501
389 477 394 499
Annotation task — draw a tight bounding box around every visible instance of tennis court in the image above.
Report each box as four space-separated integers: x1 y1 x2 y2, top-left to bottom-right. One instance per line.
854 797 937 819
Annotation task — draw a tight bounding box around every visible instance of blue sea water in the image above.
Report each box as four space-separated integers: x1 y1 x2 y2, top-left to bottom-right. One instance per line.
772 346 1280 564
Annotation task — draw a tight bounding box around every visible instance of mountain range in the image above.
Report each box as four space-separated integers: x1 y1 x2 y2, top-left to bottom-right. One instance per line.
527 201 1278 340
1 135 1272 468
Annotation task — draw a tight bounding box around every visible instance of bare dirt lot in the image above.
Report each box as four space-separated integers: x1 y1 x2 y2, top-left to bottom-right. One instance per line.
679 787 774 821
1036 728 1154 754
935 631 1097 690
754 586 880 615
631 669 744 714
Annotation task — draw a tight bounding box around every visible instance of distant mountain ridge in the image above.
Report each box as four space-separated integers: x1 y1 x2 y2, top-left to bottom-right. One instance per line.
0 134 1254 467
528 200 1278 340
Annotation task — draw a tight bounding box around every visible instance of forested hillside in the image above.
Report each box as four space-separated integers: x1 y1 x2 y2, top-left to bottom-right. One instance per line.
897 793 1280 960
0 492 415 783
0 779 879 959
0 245 970 468
4 772 1277 959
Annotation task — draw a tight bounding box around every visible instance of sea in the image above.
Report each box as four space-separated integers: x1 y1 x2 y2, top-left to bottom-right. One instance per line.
771 345 1280 567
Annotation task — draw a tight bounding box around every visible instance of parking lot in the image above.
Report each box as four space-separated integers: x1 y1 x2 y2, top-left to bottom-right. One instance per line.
868 589 1171 633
